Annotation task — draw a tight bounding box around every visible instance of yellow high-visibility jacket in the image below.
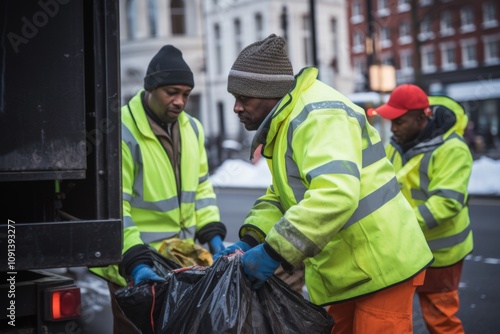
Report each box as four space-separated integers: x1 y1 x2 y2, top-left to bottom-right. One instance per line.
91 91 221 286
386 96 473 267
241 67 433 305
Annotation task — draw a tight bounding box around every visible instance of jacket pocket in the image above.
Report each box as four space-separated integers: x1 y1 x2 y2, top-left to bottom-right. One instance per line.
309 236 372 297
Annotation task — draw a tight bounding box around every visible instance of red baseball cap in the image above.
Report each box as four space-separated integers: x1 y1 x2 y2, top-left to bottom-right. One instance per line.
374 84 429 120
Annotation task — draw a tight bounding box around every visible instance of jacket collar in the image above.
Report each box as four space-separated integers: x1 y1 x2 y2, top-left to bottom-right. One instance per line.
250 67 319 160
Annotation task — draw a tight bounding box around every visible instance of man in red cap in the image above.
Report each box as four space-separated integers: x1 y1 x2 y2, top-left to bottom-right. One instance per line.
374 84 474 334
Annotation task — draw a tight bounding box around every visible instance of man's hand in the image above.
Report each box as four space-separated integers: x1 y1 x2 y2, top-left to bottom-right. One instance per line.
242 243 280 290
130 264 165 285
208 235 225 254
213 240 251 261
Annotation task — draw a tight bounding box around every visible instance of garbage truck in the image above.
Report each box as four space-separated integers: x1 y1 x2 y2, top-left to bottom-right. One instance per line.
0 0 122 332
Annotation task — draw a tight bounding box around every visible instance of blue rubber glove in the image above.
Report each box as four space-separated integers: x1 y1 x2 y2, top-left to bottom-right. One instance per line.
208 235 225 254
130 264 165 286
213 240 251 261
242 243 281 290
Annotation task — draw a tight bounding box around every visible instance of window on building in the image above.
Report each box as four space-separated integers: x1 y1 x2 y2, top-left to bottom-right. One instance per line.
380 26 392 48
214 24 222 75
353 57 367 91
461 38 478 68
419 15 434 41
148 0 157 37
421 45 436 73
440 11 454 36
185 94 200 120
477 100 499 147
381 53 394 65
302 15 313 64
331 18 339 73
126 0 137 40
440 42 457 70
351 0 363 24
483 34 500 65
216 101 226 141
398 0 410 12
377 0 390 16
400 50 413 73
255 13 263 40
460 6 475 33
234 19 242 56
353 29 365 53
352 0 362 16
482 1 498 29
171 0 185 35
354 58 367 73
398 21 411 44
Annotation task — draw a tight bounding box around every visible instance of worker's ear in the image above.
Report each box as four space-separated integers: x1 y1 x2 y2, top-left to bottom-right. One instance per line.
424 107 432 117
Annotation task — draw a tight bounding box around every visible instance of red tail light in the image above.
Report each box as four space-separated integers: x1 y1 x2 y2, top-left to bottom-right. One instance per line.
46 286 81 320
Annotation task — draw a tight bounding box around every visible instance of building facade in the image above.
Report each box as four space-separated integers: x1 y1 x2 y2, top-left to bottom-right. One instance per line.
203 0 355 151
347 0 500 152
119 0 356 166
119 0 207 122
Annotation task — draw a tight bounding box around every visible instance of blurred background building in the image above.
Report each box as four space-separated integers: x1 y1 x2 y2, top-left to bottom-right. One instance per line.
347 0 500 154
203 0 354 158
119 0 354 167
119 0 500 168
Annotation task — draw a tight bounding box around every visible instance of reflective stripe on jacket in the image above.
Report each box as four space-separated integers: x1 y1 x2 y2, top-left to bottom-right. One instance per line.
242 67 433 305
91 90 220 285
386 96 473 267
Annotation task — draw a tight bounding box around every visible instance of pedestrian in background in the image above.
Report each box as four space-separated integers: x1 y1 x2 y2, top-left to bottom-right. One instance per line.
91 45 226 333
215 34 433 334
373 84 473 334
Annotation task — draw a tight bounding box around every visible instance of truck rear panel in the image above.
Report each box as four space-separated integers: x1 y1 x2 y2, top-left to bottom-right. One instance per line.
0 0 122 332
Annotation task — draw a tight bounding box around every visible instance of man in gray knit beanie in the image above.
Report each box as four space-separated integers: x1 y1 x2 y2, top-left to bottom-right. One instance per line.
228 33 295 99
217 33 433 334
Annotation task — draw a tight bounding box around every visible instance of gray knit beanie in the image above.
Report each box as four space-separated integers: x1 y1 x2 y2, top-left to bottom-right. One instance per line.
227 34 294 98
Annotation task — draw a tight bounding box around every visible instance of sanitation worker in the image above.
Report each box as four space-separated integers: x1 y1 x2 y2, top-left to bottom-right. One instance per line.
92 45 226 333
372 84 473 334
215 34 434 334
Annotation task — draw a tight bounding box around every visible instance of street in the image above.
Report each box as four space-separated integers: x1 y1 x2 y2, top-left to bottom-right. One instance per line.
76 188 500 333
446 197 500 334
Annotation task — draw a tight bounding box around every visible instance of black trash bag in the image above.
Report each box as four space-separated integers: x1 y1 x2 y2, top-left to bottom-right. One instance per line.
114 248 182 334
257 273 334 333
114 280 170 334
158 255 252 333
158 253 334 334
156 265 209 329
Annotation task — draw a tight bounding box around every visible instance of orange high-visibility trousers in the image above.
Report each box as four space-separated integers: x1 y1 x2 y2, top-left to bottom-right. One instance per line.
416 260 465 334
327 270 426 334
417 290 464 334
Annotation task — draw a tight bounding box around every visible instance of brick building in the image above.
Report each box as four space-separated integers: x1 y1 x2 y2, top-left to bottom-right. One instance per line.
347 0 500 151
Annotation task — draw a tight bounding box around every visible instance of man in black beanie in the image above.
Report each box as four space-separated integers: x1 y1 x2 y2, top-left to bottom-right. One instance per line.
92 45 226 333
144 45 195 90
215 34 433 334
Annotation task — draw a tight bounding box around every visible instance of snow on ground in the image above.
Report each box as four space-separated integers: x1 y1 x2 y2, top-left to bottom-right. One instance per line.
210 156 500 196
468 156 500 196
210 158 272 189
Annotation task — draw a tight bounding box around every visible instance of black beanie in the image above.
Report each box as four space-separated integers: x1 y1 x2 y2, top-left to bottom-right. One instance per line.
144 45 194 90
